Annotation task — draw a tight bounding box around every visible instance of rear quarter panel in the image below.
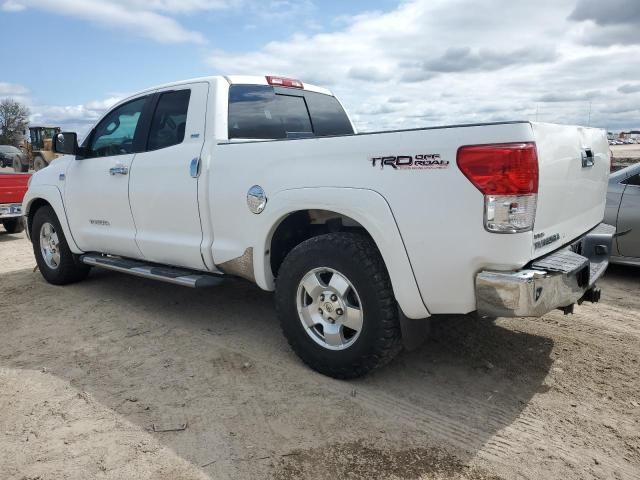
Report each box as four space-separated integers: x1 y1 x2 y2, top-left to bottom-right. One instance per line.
207 121 537 315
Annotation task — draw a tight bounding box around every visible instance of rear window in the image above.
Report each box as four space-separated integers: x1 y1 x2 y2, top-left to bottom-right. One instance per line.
304 91 354 136
274 94 313 137
228 85 353 140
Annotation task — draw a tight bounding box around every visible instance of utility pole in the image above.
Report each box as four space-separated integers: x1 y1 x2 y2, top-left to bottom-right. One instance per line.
587 101 592 126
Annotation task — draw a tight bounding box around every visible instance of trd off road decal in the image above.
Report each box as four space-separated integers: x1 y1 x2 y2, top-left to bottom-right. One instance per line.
370 154 449 170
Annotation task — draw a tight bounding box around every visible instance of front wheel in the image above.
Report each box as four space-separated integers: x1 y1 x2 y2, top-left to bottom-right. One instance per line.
31 206 90 285
275 233 402 379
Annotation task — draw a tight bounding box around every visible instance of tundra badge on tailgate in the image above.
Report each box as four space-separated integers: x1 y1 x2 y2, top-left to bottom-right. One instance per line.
371 154 448 170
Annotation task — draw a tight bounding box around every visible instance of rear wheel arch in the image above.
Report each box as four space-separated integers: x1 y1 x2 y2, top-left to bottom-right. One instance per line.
269 209 373 279
258 188 430 320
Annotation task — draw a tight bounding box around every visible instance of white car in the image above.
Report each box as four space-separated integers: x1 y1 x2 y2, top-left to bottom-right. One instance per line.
23 75 614 377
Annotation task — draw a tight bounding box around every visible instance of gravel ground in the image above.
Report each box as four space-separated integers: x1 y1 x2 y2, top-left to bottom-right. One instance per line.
0 228 638 480
611 144 640 170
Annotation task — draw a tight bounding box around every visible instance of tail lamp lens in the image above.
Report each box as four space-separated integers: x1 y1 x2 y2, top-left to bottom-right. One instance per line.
485 194 537 233
457 143 539 233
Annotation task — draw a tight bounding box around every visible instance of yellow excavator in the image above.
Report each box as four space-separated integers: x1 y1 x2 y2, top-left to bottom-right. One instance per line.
14 126 61 172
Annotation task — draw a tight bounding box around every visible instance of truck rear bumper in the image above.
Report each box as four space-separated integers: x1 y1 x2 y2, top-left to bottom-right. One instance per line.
476 223 616 317
0 203 23 219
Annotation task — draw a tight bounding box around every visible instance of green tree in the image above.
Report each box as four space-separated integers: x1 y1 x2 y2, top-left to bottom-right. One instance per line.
0 99 30 146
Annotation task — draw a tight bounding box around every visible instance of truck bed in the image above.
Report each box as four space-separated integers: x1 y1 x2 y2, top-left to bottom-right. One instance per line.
0 173 31 205
212 120 609 314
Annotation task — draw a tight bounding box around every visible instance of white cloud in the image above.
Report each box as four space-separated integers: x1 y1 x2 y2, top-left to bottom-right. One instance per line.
4 0 639 132
28 96 123 137
1 0 25 11
119 0 240 13
208 0 640 131
1 0 208 44
0 82 29 96
0 81 121 137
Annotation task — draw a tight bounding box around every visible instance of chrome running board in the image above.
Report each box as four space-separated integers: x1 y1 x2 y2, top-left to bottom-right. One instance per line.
81 254 224 288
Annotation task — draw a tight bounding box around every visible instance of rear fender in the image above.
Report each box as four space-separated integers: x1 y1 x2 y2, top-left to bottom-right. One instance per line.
255 187 430 319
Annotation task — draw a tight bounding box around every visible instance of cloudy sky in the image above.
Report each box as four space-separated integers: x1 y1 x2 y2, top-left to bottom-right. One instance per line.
1 0 639 136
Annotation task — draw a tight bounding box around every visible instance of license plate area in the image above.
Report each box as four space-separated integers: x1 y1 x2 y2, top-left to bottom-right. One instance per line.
532 223 616 288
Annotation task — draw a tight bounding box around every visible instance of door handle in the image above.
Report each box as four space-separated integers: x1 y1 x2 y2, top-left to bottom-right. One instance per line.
109 165 128 176
190 157 201 178
581 148 594 168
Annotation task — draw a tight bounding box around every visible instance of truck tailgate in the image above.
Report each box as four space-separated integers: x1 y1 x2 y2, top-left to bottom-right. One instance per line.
531 122 610 258
0 173 31 204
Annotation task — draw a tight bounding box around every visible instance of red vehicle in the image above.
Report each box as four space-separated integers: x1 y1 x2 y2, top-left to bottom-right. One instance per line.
0 173 30 233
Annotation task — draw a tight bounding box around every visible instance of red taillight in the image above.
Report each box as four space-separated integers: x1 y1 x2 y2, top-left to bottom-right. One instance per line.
266 76 304 89
457 143 539 195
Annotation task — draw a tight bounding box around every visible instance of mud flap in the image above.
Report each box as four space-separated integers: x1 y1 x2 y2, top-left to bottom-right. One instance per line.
399 309 430 351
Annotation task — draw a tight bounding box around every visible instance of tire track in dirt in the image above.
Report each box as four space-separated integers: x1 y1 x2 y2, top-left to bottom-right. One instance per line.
192 312 640 480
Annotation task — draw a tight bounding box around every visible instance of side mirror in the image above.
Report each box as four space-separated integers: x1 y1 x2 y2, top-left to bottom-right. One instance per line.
53 132 79 155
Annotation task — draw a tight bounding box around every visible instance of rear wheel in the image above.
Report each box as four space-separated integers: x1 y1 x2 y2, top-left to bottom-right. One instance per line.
2 218 24 234
13 157 28 173
31 206 90 285
275 232 402 379
33 155 47 171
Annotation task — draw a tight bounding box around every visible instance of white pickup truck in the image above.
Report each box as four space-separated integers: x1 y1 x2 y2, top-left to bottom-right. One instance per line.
23 75 615 378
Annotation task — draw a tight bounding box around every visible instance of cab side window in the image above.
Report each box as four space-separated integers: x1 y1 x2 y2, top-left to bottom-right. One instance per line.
147 90 191 151
88 96 148 158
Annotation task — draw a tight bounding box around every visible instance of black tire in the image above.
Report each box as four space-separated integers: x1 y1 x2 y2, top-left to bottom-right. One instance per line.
2 218 24 234
275 232 402 379
31 206 90 285
33 155 47 171
13 157 28 173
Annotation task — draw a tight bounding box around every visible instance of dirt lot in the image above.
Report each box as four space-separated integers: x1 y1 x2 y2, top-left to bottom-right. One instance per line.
1 229 638 480
611 144 640 170
611 144 640 159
